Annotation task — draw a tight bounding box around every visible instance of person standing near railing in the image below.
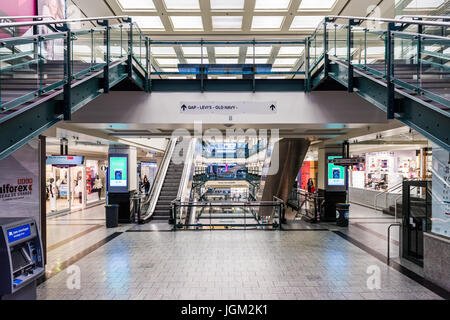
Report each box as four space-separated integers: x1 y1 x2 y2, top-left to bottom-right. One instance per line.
143 175 150 195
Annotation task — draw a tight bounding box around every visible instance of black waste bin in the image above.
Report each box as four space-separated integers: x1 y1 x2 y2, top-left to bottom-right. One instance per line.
105 204 119 228
336 203 350 227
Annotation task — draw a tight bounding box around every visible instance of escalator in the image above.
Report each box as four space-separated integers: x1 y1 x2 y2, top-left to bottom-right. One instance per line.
140 137 193 223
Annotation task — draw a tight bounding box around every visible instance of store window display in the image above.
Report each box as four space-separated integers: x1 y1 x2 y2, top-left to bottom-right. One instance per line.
45 165 69 214
85 160 106 203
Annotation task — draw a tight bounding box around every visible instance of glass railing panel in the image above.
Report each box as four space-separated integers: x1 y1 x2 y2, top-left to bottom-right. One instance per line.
392 32 418 91
39 32 66 92
362 30 387 77
71 30 93 79
0 36 39 110
351 27 366 66
110 24 127 63
328 24 348 61
419 35 450 105
92 28 106 70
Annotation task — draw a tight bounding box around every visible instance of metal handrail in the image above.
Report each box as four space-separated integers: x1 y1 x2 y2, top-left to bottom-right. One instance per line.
141 138 178 221
0 15 53 20
373 181 403 212
327 15 450 27
398 15 450 21
387 222 401 265
0 15 129 28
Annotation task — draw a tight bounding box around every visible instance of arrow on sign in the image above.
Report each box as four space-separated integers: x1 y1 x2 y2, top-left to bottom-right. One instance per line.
181 104 187 111
269 104 276 111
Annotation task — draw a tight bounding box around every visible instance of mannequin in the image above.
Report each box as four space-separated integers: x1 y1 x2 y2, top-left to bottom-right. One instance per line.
49 178 57 212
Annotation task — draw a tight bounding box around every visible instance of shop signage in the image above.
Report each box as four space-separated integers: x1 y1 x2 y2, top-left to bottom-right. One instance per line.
46 155 85 167
179 101 277 114
328 157 364 166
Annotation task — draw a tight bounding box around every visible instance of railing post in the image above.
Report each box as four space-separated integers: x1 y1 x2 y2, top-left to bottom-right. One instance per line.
416 24 423 92
347 19 354 92
148 38 152 92
386 22 395 119
145 37 149 93
324 18 329 78
364 28 367 68
103 20 110 93
200 38 204 93
305 37 310 92
63 30 72 121
128 19 133 78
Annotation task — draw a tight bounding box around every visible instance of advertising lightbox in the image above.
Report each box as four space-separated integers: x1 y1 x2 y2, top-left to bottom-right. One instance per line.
327 155 345 187
108 154 128 193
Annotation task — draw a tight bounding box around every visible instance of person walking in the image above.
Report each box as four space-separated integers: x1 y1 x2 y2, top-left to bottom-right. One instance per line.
143 176 150 195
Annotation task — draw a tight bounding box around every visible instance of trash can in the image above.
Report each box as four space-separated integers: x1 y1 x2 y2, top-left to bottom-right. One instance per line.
105 204 119 228
336 203 350 227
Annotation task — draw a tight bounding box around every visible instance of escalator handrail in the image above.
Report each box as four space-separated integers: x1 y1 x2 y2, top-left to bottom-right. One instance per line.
141 138 178 221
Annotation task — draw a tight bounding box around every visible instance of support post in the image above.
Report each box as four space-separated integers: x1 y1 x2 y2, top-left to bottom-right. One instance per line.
305 37 311 92
128 20 133 78
145 37 149 93
386 22 395 119
347 19 354 93
63 30 72 121
324 18 329 78
103 20 110 93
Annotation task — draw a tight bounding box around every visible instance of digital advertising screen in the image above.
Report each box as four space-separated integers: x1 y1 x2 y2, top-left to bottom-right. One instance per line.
108 155 128 193
327 155 345 187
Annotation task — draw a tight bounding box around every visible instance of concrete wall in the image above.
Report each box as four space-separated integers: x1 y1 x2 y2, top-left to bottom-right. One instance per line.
70 91 388 125
423 232 450 292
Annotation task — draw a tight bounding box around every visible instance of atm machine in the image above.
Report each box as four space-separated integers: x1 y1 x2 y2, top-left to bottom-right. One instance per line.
0 217 45 300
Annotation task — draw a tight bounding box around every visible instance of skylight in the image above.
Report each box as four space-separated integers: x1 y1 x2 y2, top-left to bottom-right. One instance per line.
278 46 305 55
298 0 337 10
161 68 179 72
273 58 298 66
245 58 268 64
255 0 291 10
117 0 155 10
251 16 284 29
215 47 240 55
271 67 292 72
212 16 243 29
150 47 176 55
170 16 203 30
246 47 272 55
185 58 207 64
156 58 180 66
210 0 245 10
164 0 200 10
181 47 208 56
290 16 324 29
215 58 239 64
406 0 446 9
132 16 164 29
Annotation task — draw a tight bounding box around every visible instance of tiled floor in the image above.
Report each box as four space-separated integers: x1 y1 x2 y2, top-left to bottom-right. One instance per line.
38 203 444 300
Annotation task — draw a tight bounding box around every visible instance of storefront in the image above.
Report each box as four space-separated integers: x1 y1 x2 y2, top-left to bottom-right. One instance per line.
46 156 107 216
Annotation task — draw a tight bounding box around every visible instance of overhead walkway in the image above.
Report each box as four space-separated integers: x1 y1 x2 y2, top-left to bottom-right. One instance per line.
0 15 150 160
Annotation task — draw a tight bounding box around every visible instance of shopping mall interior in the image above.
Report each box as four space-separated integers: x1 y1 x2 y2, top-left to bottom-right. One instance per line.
0 0 449 307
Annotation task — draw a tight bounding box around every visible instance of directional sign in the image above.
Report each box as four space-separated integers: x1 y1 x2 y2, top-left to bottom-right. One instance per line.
327 157 365 166
179 101 277 114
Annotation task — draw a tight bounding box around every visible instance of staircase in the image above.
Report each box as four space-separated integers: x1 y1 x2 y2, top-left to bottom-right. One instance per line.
151 161 184 221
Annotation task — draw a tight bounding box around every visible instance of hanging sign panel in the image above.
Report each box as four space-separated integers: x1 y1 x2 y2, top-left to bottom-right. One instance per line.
179 101 277 114
431 143 450 238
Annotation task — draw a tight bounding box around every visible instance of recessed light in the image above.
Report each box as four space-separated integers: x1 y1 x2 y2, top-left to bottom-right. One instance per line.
131 16 165 29
182 47 208 56
215 47 240 55
252 16 284 29
246 46 272 55
245 58 268 64
273 58 298 66
210 0 245 10
151 47 176 55
278 46 304 55
215 58 239 64
255 0 291 10
156 58 180 66
298 0 337 10
118 0 155 10
290 16 324 29
212 16 243 29
170 16 203 30
164 0 199 10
